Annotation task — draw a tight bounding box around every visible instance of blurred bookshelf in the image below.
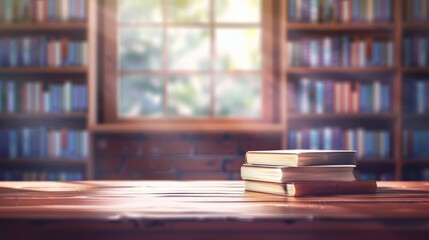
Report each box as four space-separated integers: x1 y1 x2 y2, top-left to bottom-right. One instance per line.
281 0 429 181
0 0 96 181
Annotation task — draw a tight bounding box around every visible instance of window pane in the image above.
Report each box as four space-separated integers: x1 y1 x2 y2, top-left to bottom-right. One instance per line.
119 76 164 117
168 75 211 116
168 28 211 71
120 28 163 71
216 76 261 117
215 29 261 70
167 0 210 23
119 0 163 23
216 0 260 23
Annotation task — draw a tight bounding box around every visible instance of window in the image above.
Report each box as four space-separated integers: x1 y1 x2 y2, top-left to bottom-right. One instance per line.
101 0 274 123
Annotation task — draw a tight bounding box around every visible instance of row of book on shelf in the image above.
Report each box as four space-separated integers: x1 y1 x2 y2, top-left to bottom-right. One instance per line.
0 170 83 181
288 128 391 158
404 0 429 23
0 37 87 67
0 80 87 114
0 128 89 160
287 37 394 67
289 78 391 113
0 0 87 23
287 0 393 23
404 37 429 67
358 171 394 181
403 129 429 158
404 80 429 113
404 168 429 181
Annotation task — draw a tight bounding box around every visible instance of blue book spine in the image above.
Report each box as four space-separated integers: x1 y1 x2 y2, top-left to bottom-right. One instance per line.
413 0 420 21
352 0 358 22
381 84 390 112
82 85 87 111
404 38 411 66
323 127 332 150
0 81 3 114
9 40 18 67
288 130 295 149
9 130 18 159
40 127 47 160
309 129 319 150
360 84 367 112
384 131 391 158
315 81 324 113
82 0 87 20
386 0 391 21
416 81 425 113
289 0 296 21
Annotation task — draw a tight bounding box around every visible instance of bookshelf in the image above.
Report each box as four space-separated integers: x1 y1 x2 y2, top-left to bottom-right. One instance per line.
0 0 95 181
280 0 429 181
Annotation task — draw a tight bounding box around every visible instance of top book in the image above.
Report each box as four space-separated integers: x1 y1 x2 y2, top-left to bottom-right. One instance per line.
245 150 356 166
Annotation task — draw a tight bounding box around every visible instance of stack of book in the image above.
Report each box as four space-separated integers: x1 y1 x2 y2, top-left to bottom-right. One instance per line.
242 150 377 197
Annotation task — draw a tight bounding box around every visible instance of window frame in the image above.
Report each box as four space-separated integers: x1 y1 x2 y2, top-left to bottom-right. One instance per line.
100 0 276 125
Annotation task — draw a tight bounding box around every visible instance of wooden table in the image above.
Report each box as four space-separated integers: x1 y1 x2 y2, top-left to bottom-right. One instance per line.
0 181 429 240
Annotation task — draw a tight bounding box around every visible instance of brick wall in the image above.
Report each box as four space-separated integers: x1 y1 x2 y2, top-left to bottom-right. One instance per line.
94 133 282 180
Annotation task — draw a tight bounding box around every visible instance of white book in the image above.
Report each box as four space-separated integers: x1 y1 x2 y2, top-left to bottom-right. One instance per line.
81 131 89 158
64 81 72 112
323 38 332 67
55 41 61 66
44 91 50 113
299 78 311 113
61 0 69 22
347 129 354 150
310 0 319 23
309 40 319 67
55 130 61 158
315 81 324 114
323 127 333 150
373 81 381 113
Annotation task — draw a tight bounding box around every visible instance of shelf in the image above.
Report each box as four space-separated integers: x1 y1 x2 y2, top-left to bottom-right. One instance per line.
403 114 429 120
0 113 87 120
402 23 429 30
287 23 395 31
89 123 284 134
402 68 429 74
288 113 396 120
403 157 429 165
0 159 88 166
0 22 87 31
0 67 87 74
357 159 395 164
287 67 396 74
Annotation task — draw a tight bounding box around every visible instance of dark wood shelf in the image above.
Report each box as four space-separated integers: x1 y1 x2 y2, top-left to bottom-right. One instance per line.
402 23 429 30
0 113 87 120
0 67 87 74
288 113 396 120
403 113 429 120
403 160 429 165
402 67 429 74
287 23 395 31
0 159 88 166
287 67 397 74
0 22 87 31
357 159 395 164
89 123 284 134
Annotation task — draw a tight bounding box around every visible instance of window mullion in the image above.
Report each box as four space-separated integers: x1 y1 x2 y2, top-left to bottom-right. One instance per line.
163 0 169 117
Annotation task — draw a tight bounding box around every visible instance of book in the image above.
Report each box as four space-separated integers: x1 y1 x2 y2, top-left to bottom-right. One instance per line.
244 180 377 197
245 150 356 166
241 164 356 183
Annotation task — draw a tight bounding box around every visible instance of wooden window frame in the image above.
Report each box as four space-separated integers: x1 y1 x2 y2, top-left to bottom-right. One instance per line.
100 0 276 125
